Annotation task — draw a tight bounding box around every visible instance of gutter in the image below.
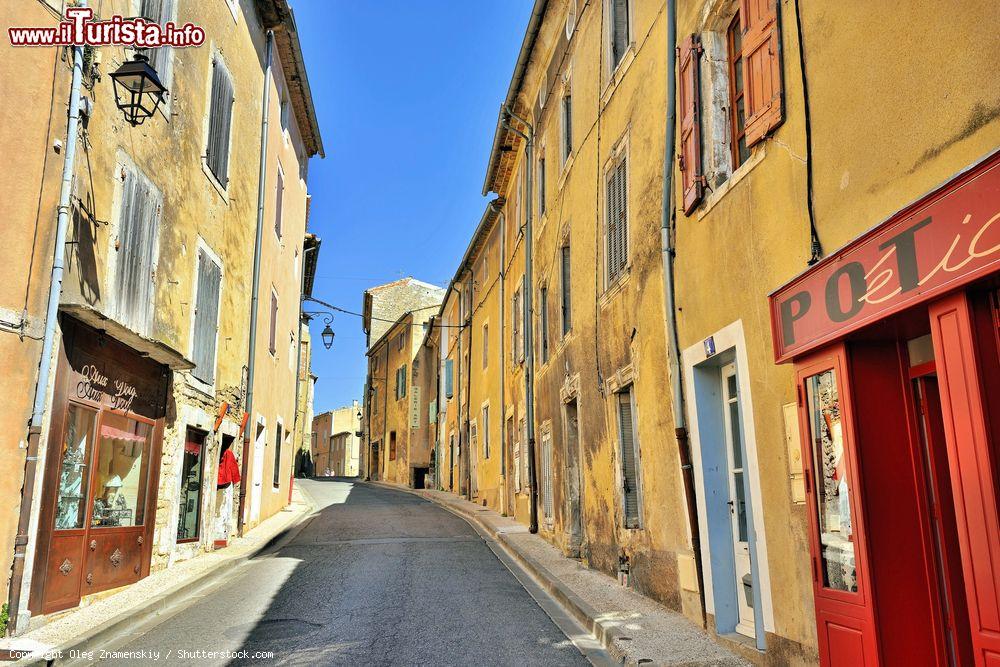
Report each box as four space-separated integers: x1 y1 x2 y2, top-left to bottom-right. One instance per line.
238 29 274 537
659 2 707 628
8 6 87 634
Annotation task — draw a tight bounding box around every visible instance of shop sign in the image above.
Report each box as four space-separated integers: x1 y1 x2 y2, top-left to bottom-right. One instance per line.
770 153 1000 362
410 386 421 429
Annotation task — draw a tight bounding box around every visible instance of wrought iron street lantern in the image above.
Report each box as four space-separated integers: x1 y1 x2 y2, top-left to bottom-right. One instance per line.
108 54 166 126
321 323 335 350
303 310 336 350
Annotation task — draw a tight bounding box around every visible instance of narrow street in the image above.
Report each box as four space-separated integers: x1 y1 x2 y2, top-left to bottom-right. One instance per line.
108 480 590 666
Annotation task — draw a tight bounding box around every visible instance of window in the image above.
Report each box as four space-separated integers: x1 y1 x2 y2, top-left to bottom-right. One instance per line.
269 290 278 355
274 162 284 238
91 414 152 527
177 428 205 541
273 423 283 487
389 431 397 461
617 386 641 528
541 429 554 520
520 417 529 492
191 248 222 384
397 332 406 351
565 0 578 38
513 430 522 492
537 156 546 216
609 0 630 70
482 323 489 368
512 283 523 364
54 404 96 530
395 365 407 400
279 94 290 133
444 358 454 399
605 152 628 284
112 161 162 336
206 55 234 186
517 165 526 231
561 93 573 162
482 405 490 459
727 14 750 169
561 245 571 336
539 286 549 362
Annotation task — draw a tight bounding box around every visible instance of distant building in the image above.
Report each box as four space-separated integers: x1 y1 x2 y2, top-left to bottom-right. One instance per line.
311 402 361 477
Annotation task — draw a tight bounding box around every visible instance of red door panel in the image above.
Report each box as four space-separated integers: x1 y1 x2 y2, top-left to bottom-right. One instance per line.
929 292 1000 664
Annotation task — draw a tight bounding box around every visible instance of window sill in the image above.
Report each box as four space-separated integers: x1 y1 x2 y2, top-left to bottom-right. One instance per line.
601 44 637 109
695 144 768 221
599 268 632 308
201 161 230 204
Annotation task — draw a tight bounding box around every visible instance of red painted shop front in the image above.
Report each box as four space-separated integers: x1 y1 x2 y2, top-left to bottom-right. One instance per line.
770 152 1000 666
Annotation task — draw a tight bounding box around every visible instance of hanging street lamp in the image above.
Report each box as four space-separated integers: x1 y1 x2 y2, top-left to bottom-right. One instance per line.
108 53 166 126
321 323 335 350
303 310 336 350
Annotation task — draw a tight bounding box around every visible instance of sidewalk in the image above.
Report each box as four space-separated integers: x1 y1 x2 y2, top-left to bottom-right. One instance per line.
377 482 748 667
1 487 314 666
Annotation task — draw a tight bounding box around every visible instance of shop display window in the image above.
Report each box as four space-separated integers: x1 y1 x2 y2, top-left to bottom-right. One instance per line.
90 413 152 528
55 405 97 530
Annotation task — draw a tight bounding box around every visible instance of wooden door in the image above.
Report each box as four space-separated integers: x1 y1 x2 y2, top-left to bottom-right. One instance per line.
929 293 1000 665
795 345 879 665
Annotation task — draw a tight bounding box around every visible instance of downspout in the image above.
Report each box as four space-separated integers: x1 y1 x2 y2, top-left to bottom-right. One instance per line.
493 202 507 515
466 268 474 500
381 345 389 479
660 2 707 628
292 242 318 475
237 29 273 537
502 107 538 534
8 13 87 634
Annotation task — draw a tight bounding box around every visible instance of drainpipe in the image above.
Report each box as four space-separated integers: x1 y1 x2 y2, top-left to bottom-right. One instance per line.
659 3 707 628
502 107 538 534
492 202 507 515
8 12 87 635
238 29 273 537
292 241 318 471
465 268 474 500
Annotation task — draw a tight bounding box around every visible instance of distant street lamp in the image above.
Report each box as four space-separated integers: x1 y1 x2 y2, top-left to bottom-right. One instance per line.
108 53 166 126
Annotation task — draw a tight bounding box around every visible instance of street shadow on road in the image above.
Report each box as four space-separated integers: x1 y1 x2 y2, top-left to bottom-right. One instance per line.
224 479 589 667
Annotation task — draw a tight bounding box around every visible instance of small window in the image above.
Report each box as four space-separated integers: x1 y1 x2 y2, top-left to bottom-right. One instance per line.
539 286 549 363
206 56 234 186
561 93 573 162
609 0 630 71
727 14 750 169
561 245 571 336
274 162 284 238
537 156 547 216
273 423 283 487
617 386 642 528
482 323 489 368
389 431 397 461
268 291 278 355
482 405 490 459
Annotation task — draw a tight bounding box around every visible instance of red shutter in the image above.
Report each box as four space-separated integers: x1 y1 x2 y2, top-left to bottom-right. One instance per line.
678 34 704 215
740 0 783 146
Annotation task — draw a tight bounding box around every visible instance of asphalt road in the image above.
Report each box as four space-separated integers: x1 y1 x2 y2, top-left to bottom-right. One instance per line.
106 479 590 666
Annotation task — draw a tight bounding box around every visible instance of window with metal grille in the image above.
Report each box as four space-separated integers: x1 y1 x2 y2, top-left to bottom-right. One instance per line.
561 93 573 162
274 162 284 238
539 286 549 362
112 162 162 336
269 291 278 355
617 386 642 528
541 429 554 520
139 0 174 94
610 0 630 70
605 154 628 285
561 245 571 336
191 248 222 384
206 56 234 186
273 423 282 487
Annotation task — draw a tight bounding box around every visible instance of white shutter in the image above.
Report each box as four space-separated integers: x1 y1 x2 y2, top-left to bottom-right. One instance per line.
191 250 222 383
112 163 161 336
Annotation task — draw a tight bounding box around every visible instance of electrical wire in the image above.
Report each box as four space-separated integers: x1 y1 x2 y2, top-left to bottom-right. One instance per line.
302 295 465 328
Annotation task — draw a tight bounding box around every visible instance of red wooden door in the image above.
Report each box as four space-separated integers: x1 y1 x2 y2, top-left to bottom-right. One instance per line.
795 345 880 665
929 293 1000 665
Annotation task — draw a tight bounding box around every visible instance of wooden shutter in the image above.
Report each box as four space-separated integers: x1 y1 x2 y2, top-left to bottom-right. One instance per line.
606 157 628 282
562 95 572 160
511 287 520 364
207 58 234 185
139 0 174 85
401 364 407 398
113 164 161 336
519 277 527 362
679 34 704 214
520 417 529 489
538 158 546 215
274 166 284 237
444 359 454 398
618 388 641 527
611 0 629 66
269 291 277 354
192 250 222 383
740 0 783 146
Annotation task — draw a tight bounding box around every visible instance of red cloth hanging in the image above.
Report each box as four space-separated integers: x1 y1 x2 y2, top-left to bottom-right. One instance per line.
218 449 241 487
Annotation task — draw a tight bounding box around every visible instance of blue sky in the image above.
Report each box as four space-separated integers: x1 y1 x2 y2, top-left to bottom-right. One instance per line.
295 1 534 414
